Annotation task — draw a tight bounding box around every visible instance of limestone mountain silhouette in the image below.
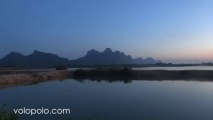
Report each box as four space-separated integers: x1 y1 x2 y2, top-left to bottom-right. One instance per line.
0 48 161 68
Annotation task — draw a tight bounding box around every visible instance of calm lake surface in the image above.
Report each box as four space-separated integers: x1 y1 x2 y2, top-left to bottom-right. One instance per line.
1 79 213 120
133 66 213 70
69 66 213 71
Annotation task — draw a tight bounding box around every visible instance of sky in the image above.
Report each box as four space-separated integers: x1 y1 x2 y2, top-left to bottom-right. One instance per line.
0 0 213 63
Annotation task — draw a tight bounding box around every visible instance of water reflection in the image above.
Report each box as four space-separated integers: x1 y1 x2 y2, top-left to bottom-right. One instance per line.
133 66 213 70
1 79 213 120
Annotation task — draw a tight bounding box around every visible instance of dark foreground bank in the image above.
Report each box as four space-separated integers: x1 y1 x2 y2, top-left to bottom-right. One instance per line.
73 68 213 81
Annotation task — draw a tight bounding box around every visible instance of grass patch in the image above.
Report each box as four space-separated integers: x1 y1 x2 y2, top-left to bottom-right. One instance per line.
0 104 18 120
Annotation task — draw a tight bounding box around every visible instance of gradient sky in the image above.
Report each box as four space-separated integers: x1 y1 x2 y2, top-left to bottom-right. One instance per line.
0 0 213 63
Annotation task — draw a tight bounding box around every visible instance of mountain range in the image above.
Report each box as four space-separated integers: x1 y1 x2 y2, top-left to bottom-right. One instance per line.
0 48 161 68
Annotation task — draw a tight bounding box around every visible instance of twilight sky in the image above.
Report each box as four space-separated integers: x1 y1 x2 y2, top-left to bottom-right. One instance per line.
0 0 213 63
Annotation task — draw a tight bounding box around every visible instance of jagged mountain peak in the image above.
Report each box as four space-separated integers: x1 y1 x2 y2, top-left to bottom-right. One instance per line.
7 51 24 56
31 50 51 55
87 49 99 55
2 52 25 62
29 50 60 58
103 48 113 53
76 48 134 65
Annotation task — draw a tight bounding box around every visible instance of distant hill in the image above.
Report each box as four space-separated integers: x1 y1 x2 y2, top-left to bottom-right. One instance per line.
134 57 162 64
0 48 161 68
0 52 26 67
74 48 134 65
0 51 70 68
73 48 161 65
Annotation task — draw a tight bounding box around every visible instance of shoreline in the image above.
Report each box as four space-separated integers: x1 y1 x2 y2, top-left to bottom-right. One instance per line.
0 70 72 89
1 69 213 89
72 69 213 81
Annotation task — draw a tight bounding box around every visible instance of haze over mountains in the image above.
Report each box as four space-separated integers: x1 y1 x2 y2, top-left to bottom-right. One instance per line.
0 48 161 68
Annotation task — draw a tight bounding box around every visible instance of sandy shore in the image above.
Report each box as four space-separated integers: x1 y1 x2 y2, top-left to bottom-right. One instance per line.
0 70 72 89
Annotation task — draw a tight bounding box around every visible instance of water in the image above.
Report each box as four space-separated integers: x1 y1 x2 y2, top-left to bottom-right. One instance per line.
1 79 213 120
68 66 213 71
133 66 213 70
